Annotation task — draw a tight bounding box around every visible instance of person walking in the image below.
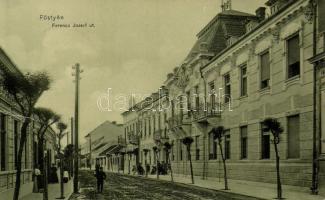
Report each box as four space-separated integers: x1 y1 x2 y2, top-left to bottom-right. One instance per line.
94 167 106 193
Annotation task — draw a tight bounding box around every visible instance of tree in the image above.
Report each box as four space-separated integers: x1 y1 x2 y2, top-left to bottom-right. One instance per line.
209 126 228 190
163 142 173 182
262 118 284 199
54 122 68 199
182 137 194 184
0 67 51 200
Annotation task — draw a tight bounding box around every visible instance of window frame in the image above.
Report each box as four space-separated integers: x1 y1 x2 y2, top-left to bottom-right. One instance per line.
261 123 271 160
224 130 231 160
259 50 271 90
239 64 248 97
240 126 248 160
224 73 231 103
286 33 301 80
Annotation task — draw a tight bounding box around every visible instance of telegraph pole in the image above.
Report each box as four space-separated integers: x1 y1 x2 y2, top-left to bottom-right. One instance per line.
72 63 83 193
70 117 74 178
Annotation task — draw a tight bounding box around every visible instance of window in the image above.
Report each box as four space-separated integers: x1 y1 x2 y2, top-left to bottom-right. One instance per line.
209 81 216 109
14 120 19 169
240 126 248 159
224 130 230 160
260 51 270 89
209 132 217 160
287 34 300 79
195 136 200 160
288 115 300 158
0 114 6 171
186 91 191 117
224 74 231 103
179 139 183 161
261 123 270 159
194 86 200 110
153 115 156 133
144 119 147 136
149 118 151 136
240 65 247 96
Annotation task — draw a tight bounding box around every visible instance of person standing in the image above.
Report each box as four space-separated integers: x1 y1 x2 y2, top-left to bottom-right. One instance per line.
94 167 106 193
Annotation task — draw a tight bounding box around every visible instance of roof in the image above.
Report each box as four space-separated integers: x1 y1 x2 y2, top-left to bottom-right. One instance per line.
185 10 258 61
200 0 298 71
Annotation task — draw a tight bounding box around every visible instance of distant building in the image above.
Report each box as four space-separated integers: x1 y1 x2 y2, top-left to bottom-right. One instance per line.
81 120 123 170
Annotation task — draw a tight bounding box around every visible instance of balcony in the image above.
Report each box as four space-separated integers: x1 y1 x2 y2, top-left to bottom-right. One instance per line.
192 102 221 123
128 134 139 145
117 136 126 146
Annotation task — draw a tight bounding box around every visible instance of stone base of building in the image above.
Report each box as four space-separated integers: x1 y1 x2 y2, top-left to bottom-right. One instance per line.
0 181 33 199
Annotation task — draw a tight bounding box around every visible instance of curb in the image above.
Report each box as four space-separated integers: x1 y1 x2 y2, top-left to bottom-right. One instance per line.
109 172 267 200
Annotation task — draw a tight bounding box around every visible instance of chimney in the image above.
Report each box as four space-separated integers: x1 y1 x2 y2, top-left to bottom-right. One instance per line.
256 7 266 21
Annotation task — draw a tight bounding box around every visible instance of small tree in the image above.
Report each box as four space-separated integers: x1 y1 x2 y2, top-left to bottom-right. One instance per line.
164 142 173 182
55 122 68 199
143 149 149 177
182 137 194 184
262 118 284 199
210 126 228 190
0 67 51 200
34 107 60 200
152 146 160 179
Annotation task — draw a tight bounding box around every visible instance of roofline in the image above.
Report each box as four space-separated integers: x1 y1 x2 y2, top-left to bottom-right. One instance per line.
0 47 24 76
200 0 297 71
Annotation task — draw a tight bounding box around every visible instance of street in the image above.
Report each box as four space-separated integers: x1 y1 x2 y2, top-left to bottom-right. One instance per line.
69 170 261 200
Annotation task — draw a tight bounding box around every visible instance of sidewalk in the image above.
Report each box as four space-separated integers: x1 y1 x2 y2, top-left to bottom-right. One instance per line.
21 179 73 200
141 173 325 200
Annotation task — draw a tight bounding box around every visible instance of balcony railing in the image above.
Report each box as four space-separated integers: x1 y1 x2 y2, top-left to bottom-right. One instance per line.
153 128 168 141
192 102 221 121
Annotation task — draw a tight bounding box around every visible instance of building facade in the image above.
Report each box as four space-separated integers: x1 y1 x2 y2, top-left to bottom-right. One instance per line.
0 48 57 199
121 0 325 192
81 120 123 170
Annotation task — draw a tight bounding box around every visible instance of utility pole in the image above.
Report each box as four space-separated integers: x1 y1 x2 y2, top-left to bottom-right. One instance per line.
72 63 83 193
71 117 74 177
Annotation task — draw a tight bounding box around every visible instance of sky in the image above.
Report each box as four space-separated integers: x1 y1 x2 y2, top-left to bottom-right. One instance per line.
0 0 265 144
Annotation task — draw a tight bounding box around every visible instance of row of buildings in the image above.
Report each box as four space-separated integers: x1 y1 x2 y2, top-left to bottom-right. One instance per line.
0 48 58 199
119 0 325 195
81 0 325 195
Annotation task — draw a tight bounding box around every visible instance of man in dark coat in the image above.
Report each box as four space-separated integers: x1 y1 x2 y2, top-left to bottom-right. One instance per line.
94 167 106 193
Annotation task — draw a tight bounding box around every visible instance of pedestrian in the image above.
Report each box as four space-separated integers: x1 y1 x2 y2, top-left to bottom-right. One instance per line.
33 165 41 192
94 167 106 193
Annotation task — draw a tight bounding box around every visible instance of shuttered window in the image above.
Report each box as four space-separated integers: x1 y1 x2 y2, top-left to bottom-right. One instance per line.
287 35 300 78
288 115 300 159
260 51 270 89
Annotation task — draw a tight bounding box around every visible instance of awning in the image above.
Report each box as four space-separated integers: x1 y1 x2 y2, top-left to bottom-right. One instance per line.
99 145 118 156
106 145 124 155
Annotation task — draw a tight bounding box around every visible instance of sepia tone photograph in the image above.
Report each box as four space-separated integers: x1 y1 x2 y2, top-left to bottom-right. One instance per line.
0 0 324 199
